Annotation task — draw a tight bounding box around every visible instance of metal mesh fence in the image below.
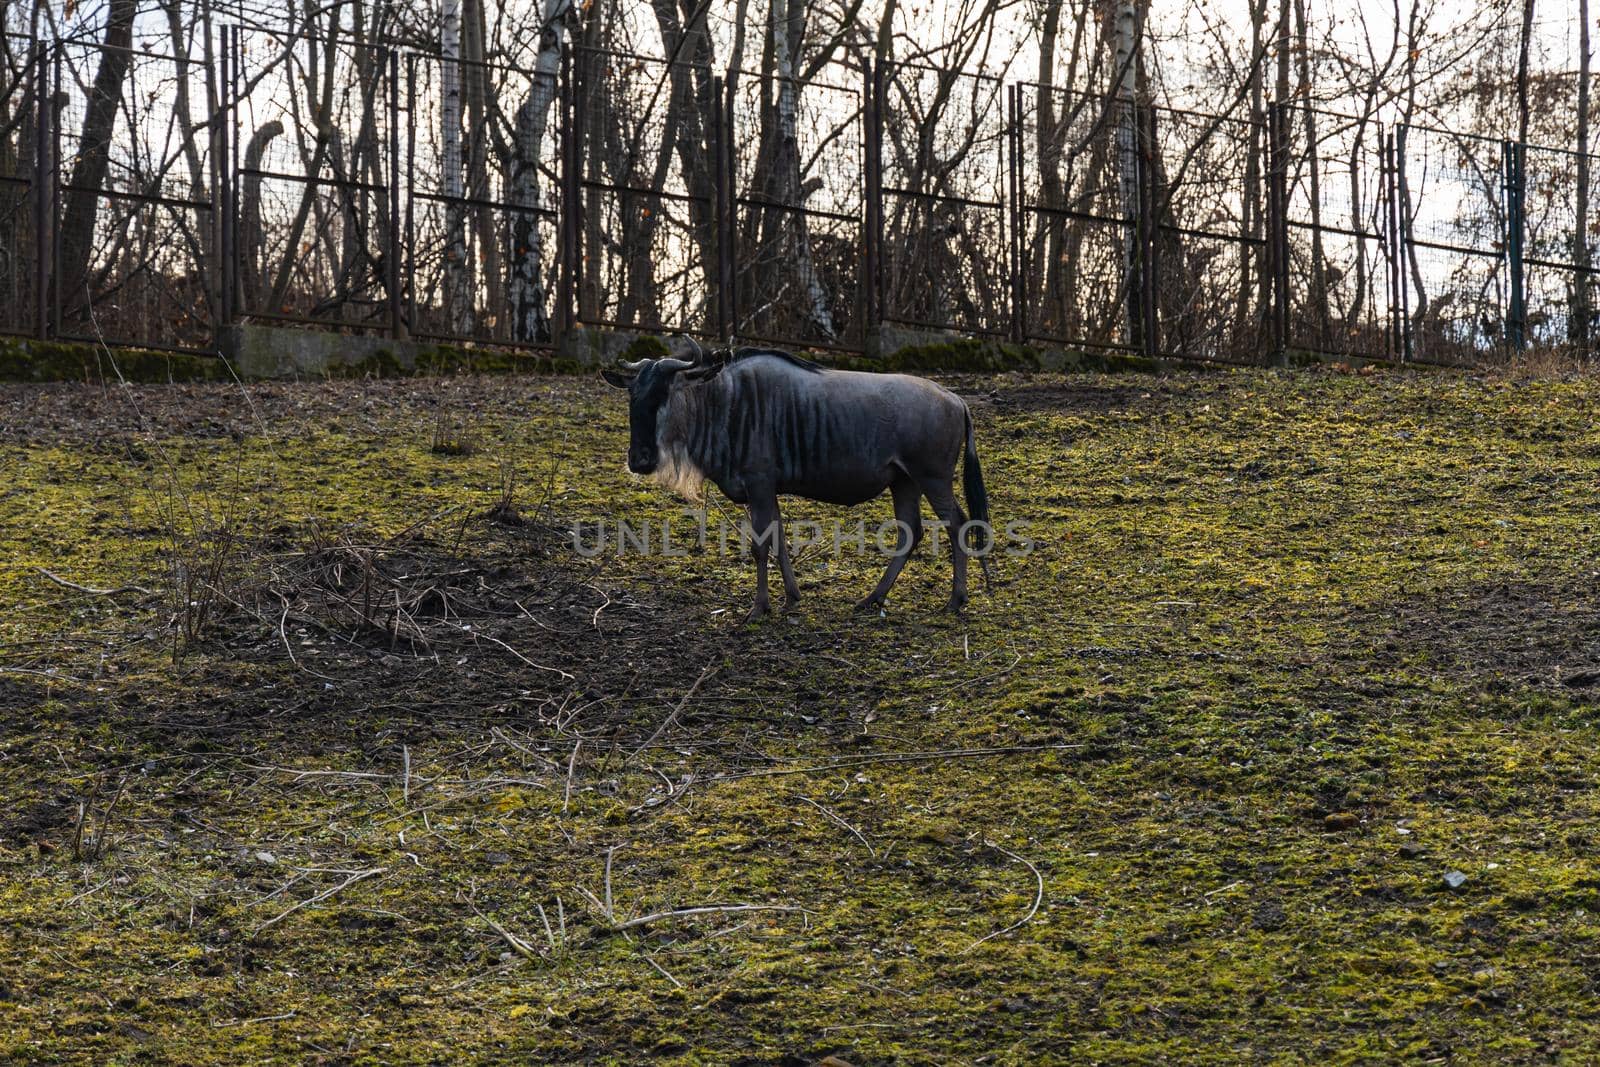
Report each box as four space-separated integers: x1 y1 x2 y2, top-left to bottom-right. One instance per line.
1522 142 1599 356
1015 88 1267 362
730 69 861 351
405 51 561 346
575 47 716 341
1283 107 1392 361
0 35 39 339
0 28 1592 368
1015 83 1132 354
1398 123 1509 365
877 64 1009 336
53 38 216 350
1147 103 1267 363
231 29 398 335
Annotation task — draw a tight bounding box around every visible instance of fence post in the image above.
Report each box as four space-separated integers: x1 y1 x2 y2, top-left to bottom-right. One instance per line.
1137 103 1158 360
1265 101 1289 365
1395 125 1413 363
1384 126 1414 364
387 48 405 339
1275 103 1291 364
710 73 733 342
722 72 738 341
556 47 577 343
31 41 49 341
49 43 61 339
405 54 417 335
215 26 232 334
1503 139 1526 352
1007 82 1024 346
861 60 882 349
1382 130 1398 360
708 72 722 340
230 26 243 325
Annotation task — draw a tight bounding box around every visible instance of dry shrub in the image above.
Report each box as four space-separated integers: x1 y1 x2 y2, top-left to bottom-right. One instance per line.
1493 342 1600 380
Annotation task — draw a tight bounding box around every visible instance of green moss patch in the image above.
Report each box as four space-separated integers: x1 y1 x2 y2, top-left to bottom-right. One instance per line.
3 368 1600 1061
0 337 230 383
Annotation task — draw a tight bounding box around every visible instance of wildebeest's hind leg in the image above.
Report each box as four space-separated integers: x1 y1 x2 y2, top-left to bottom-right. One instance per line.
744 493 781 622
773 500 802 609
855 474 922 613
919 478 969 612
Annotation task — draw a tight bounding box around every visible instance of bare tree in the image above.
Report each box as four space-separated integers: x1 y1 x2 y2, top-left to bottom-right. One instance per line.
763 0 836 340
1572 0 1591 347
651 0 720 315
441 0 471 334
1238 0 1268 341
507 0 573 343
238 121 283 307
58 0 135 322
1113 0 1143 349
1293 0 1328 342
1516 0 1534 148
461 0 502 326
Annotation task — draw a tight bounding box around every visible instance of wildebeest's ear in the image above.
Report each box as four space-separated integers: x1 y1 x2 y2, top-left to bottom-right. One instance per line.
601 369 634 390
681 347 731 381
681 361 726 382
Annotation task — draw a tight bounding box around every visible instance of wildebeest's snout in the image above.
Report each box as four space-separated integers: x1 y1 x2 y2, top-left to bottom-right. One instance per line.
627 444 657 475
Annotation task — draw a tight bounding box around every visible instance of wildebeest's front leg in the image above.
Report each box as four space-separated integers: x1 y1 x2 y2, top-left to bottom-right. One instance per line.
920 478 970 612
856 474 922 613
744 493 781 622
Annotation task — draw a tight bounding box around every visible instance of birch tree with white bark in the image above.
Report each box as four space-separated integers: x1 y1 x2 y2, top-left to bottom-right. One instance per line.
441 0 472 334
507 0 573 343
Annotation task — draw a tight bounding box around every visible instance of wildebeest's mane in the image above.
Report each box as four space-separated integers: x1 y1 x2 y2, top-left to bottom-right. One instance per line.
729 346 823 372
687 346 822 381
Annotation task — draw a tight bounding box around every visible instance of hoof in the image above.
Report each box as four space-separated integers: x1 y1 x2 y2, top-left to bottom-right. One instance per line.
744 601 770 623
853 596 885 615
781 595 802 614
943 594 968 614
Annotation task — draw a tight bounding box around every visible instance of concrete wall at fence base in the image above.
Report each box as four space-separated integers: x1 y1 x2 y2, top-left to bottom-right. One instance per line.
864 324 1164 374
222 323 678 378
558 326 675 366
221 322 1175 376
3 323 1401 383
221 325 408 379
218 324 581 379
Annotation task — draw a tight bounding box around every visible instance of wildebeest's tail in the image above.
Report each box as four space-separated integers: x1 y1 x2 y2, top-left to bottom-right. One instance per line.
962 407 991 553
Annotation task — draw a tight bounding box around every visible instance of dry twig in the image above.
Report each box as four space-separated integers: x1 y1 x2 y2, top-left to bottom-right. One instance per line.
792 793 877 858
464 895 543 962
613 904 807 931
253 867 387 934
963 840 1045 953
626 662 718 765
708 743 1083 783
563 740 582 813
37 568 155 597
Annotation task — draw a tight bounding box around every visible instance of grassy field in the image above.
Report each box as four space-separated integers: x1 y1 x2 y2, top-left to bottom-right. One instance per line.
2 367 1599 1064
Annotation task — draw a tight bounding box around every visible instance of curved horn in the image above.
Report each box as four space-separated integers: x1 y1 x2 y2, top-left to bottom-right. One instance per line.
618 354 695 373
681 335 707 362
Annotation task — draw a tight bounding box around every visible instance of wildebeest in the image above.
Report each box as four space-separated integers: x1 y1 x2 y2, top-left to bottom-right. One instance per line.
602 346 990 620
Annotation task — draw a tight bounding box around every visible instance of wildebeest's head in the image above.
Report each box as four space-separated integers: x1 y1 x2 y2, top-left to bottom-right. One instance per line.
601 356 696 475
